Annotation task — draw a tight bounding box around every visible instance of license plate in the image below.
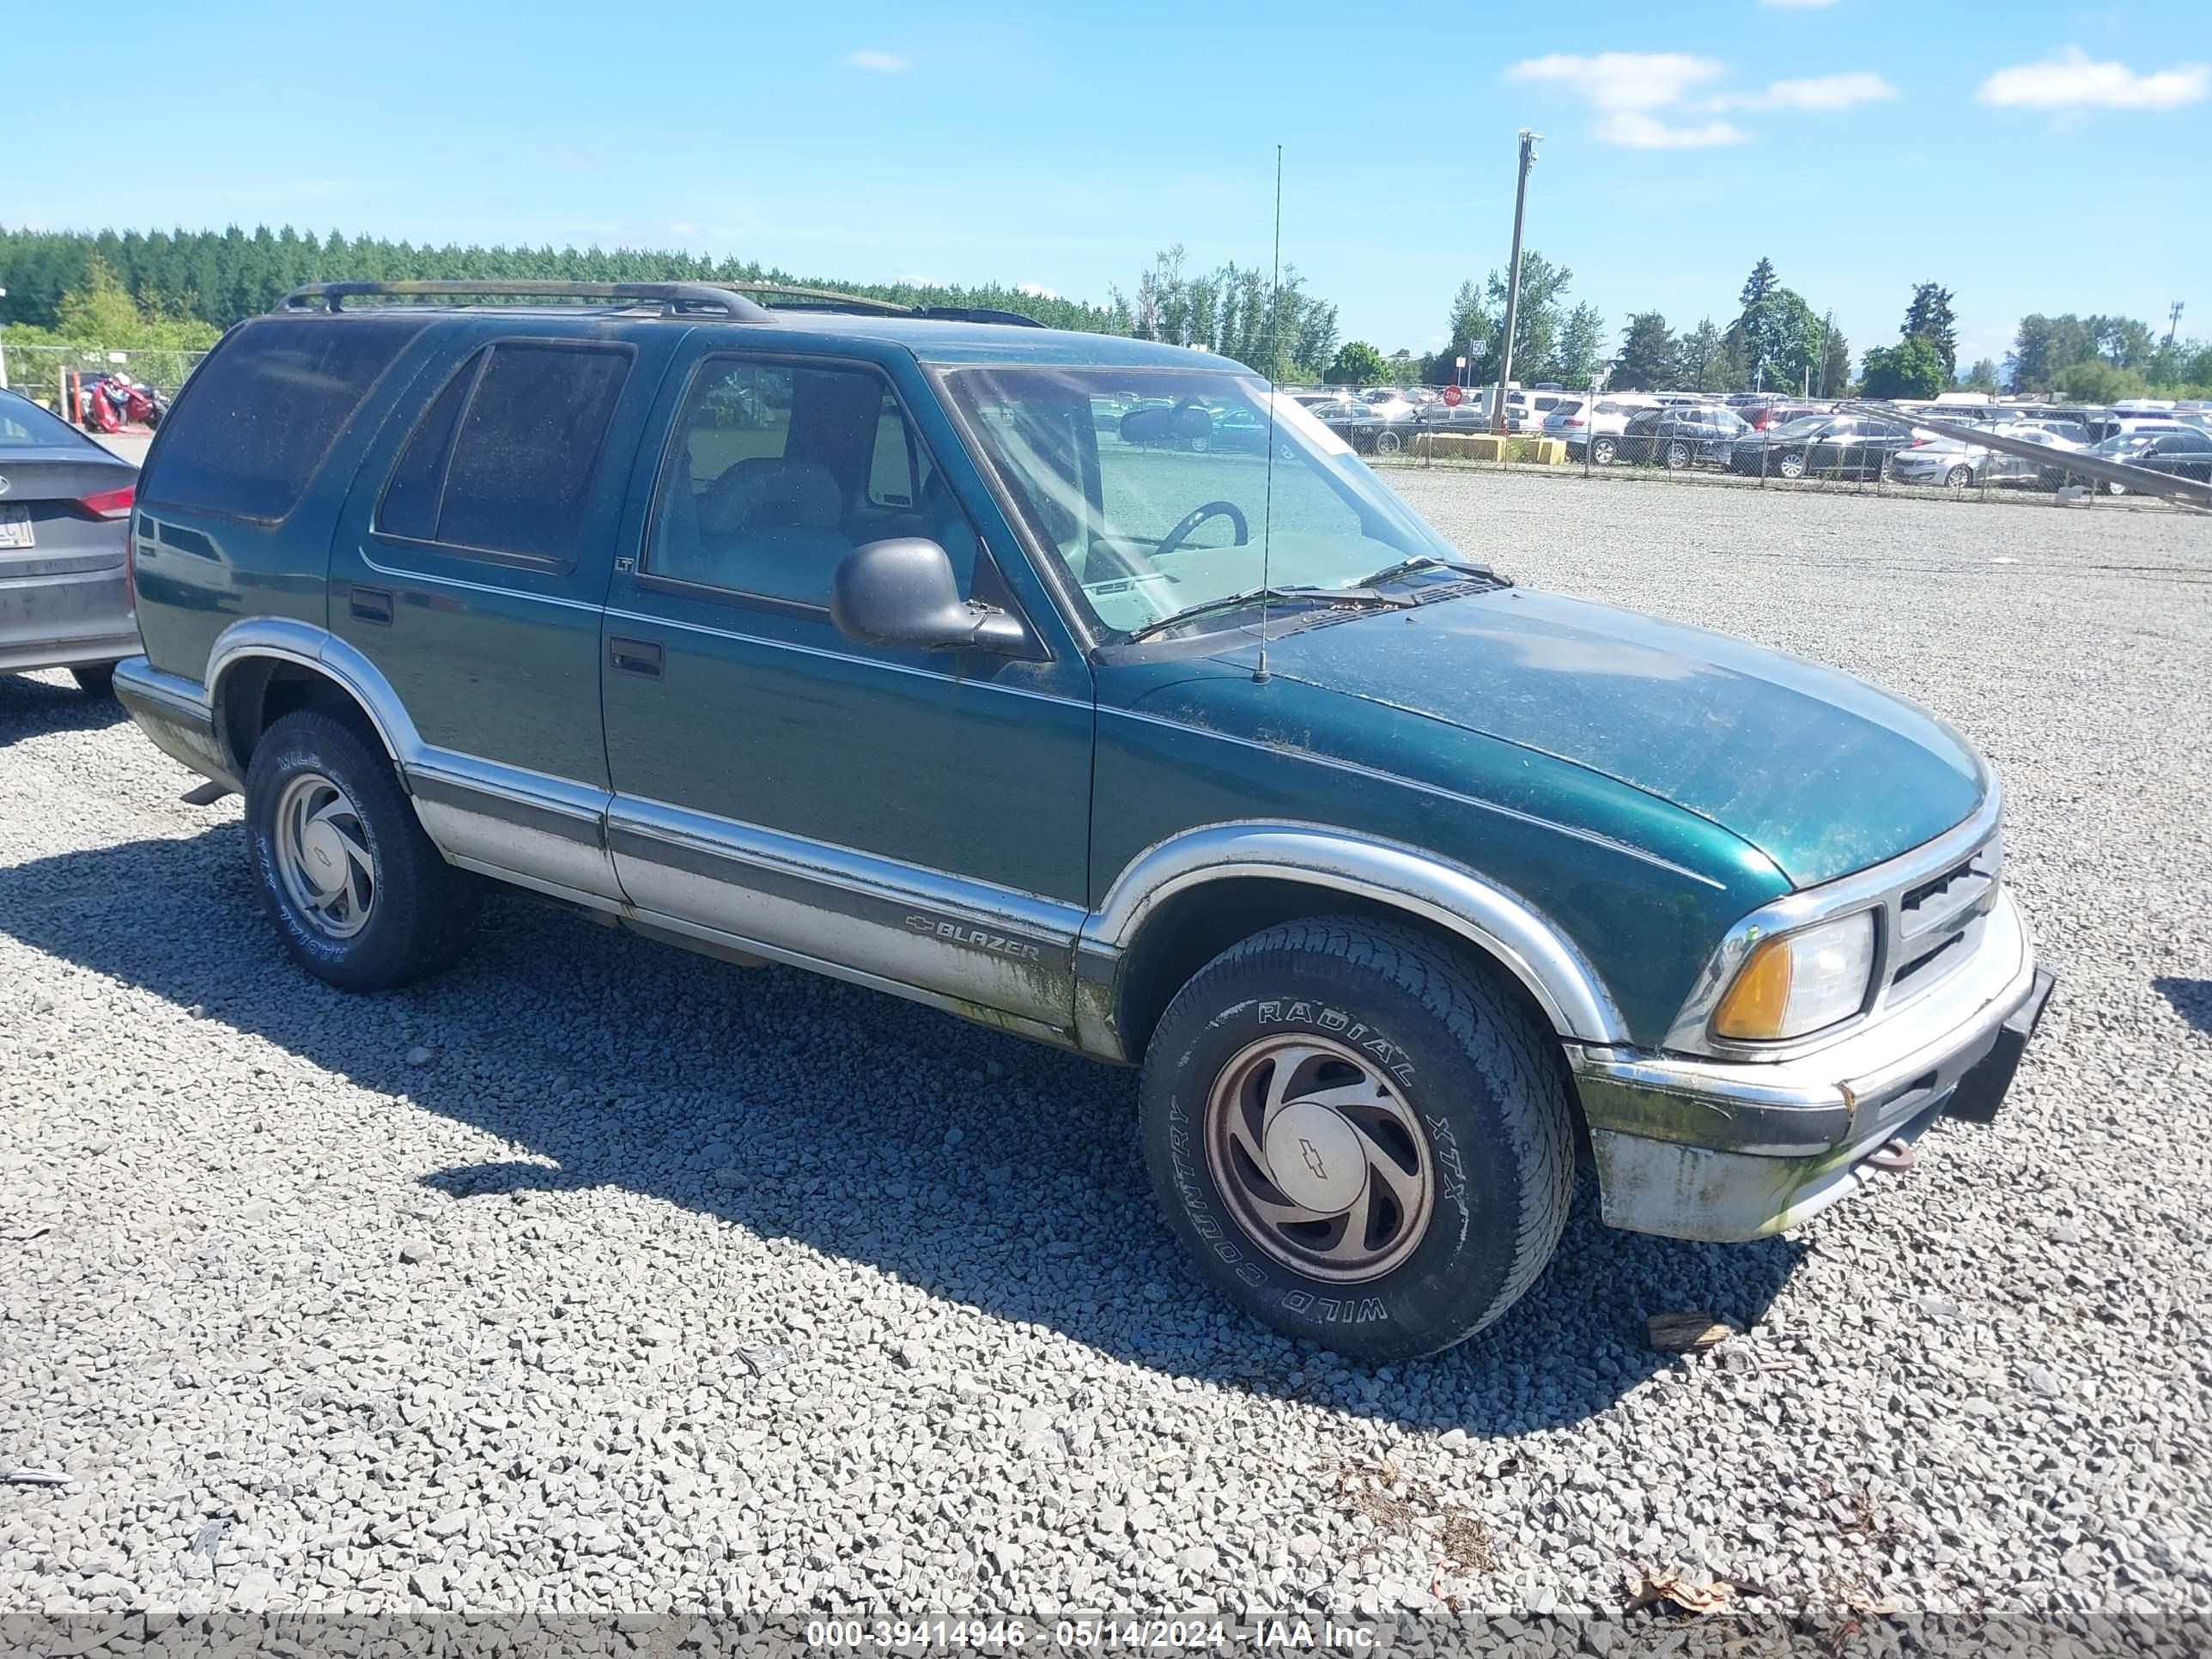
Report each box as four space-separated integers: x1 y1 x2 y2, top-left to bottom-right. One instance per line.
0 506 33 550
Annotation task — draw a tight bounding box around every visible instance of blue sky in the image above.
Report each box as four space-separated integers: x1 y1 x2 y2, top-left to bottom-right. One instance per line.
8 2 2208 372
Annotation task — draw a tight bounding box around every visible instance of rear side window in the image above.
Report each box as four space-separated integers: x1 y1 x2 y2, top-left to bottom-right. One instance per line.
375 342 631 566
142 316 428 520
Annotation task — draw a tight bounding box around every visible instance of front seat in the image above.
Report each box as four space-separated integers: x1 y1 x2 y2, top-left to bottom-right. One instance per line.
686 458 850 605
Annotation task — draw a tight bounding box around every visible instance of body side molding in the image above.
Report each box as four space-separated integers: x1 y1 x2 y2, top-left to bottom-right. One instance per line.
1078 821 1629 1053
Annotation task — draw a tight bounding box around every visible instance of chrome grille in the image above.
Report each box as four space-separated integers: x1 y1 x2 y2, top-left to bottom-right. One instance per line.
1875 828 2002 1015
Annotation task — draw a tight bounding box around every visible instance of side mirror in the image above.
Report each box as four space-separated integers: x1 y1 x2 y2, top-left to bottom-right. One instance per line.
830 538 1026 654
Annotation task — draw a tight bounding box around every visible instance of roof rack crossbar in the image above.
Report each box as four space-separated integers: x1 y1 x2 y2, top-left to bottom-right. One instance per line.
278 280 775 321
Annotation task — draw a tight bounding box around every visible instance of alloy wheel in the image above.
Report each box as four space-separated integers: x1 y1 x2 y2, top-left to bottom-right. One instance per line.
272 771 375 939
1665 441 1692 470
1778 453 1806 480
1592 438 1616 465
1204 1032 1435 1283
1947 465 1972 489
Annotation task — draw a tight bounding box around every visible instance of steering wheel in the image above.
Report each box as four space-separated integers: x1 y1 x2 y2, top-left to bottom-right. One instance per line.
1153 500 1250 560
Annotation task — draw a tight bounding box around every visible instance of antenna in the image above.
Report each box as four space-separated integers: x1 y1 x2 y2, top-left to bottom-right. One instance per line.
1255 143 1283 686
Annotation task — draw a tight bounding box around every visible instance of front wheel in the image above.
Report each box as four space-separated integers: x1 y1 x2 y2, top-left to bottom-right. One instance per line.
1139 918 1575 1361
244 708 481 991
1946 464 1972 489
1374 429 1402 456
1187 434 1212 454
1777 452 1807 480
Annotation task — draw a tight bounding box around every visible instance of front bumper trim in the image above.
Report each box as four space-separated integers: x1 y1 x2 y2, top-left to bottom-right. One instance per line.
1571 888 2043 1242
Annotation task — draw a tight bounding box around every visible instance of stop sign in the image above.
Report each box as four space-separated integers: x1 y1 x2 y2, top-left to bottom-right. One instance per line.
1442 384 1464 407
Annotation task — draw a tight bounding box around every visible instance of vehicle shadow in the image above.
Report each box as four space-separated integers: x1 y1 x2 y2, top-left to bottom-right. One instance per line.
2154 976 2212 1035
0 825 1804 1437
0 671 133 746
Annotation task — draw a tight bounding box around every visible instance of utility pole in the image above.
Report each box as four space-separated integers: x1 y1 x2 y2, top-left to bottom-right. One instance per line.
1492 129 1540 434
0 286 9 392
2167 301 2185 348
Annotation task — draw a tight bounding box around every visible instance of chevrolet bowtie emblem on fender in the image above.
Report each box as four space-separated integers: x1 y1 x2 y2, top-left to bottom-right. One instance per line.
1298 1137 1328 1181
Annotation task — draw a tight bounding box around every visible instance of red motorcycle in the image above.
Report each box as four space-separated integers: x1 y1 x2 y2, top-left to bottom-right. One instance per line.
73 373 166 433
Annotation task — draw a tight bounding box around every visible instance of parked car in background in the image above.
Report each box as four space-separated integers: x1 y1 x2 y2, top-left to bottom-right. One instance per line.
116 279 2051 1360
1891 423 2084 489
0 386 141 695
1617 404 1748 468
1727 414 1913 481
2069 428 2212 494
1545 396 1660 464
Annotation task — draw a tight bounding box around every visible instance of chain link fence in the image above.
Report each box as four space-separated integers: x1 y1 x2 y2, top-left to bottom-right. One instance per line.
0 341 208 421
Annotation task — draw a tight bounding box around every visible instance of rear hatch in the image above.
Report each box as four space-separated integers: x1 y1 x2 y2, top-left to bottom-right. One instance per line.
0 446 137 580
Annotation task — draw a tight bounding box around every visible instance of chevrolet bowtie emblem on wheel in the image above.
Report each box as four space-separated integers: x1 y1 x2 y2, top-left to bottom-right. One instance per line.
1298 1137 1328 1181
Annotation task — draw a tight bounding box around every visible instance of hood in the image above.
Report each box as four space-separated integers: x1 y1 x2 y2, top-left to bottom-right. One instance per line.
1203 588 1986 888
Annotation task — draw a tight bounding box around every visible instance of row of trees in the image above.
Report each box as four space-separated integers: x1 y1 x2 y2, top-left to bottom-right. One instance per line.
1113 245 1340 382
1589 259 1850 398
2008 313 2212 402
0 224 1354 385
0 224 1129 338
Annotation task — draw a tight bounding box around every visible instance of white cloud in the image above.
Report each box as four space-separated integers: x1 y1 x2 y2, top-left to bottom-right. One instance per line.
1015 282 1059 300
1978 46 2206 111
1595 111 1750 149
845 49 909 73
1508 52 1723 112
1702 70 1896 112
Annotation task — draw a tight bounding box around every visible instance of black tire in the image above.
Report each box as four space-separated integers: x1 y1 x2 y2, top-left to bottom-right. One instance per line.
1663 440 1692 471
1139 917 1575 1362
1945 465 1972 489
244 708 480 992
69 662 118 698
1591 437 1617 466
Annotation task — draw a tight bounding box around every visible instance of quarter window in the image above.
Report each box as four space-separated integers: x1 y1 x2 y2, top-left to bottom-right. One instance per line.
646 358 969 609
376 342 630 566
143 314 428 521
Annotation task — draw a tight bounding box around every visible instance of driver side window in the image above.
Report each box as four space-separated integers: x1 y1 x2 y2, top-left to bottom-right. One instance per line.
646 357 977 609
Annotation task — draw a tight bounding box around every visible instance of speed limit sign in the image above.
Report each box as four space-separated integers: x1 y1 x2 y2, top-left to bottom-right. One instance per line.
1442 384 1465 407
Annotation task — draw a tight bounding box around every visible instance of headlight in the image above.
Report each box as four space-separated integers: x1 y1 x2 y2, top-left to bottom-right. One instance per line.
1711 911 1877 1041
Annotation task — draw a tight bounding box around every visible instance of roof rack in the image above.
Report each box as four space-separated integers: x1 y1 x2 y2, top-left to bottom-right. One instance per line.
279 280 775 321
276 278 1049 330
714 282 1046 327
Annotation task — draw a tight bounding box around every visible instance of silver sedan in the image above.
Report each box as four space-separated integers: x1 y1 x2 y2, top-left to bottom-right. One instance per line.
1889 423 2084 489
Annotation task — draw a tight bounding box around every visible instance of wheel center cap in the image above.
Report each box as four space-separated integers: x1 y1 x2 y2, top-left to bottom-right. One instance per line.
1264 1102 1368 1214
299 820 349 894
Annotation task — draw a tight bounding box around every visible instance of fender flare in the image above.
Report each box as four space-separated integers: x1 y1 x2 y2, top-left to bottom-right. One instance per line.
205 617 428 779
1077 821 1629 1052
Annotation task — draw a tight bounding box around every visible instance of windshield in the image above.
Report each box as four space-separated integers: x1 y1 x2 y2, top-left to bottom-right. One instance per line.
1772 416 1829 439
945 367 1465 636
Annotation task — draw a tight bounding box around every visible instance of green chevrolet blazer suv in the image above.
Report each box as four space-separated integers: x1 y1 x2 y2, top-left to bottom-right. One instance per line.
114 280 2052 1359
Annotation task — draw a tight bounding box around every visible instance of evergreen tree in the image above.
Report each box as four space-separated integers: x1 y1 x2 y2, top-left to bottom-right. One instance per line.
1900 283 1959 378
1611 312 1678 391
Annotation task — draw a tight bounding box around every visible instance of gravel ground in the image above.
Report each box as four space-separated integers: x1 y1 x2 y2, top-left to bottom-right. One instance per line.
3 472 2209 1632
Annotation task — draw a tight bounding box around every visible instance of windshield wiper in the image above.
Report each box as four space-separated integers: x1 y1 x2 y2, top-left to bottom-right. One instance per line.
1125 584 1412 642
1355 552 1500 588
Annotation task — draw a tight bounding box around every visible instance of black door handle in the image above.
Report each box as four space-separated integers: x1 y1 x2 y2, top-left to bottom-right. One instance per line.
609 635 664 678
350 585 394 625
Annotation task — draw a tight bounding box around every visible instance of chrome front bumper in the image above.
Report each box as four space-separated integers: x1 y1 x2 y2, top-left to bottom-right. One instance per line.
1571 888 2045 1242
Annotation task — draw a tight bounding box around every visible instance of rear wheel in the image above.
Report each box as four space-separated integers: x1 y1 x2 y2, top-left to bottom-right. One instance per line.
244 708 481 991
1590 437 1617 466
69 662 118 698
1664 440 1692 470
1139 917 1574 1361
1187 434 1212 454
1374 429 1403 456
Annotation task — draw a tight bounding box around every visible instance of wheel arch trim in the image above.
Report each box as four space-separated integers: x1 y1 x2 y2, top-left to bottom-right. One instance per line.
1079 821 1629 1051
205 617 428 777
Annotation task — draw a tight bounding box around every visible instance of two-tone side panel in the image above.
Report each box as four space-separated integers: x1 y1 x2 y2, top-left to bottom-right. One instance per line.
596 332 1098 1040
